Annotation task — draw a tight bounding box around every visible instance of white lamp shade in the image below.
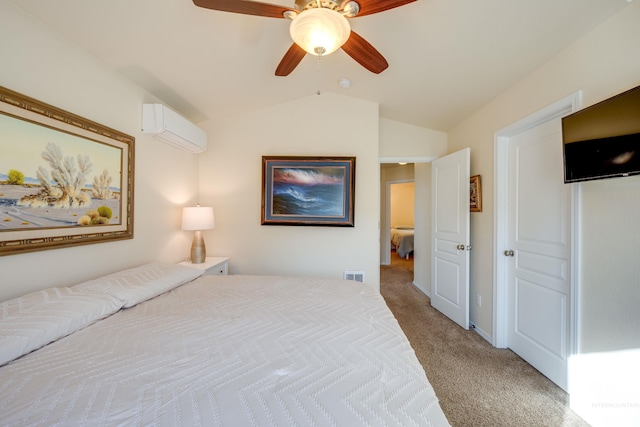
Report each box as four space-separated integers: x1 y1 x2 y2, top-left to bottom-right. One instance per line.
289 8 351 56
181 206 215 231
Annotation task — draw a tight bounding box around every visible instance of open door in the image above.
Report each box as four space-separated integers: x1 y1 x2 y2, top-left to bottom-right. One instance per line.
431 148 470 329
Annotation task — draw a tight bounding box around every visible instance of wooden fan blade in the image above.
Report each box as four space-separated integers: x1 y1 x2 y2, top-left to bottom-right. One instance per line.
353 0 417 17
275 43 306 76
193 0 292 18
341 31 388 74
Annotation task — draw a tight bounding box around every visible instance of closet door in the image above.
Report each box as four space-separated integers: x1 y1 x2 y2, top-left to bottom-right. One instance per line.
505 118 570 391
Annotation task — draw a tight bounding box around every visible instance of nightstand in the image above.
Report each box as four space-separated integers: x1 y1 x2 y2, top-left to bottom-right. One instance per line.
179 256 230 275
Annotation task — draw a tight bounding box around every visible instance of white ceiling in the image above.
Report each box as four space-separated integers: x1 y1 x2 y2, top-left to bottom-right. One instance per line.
9 0 633 131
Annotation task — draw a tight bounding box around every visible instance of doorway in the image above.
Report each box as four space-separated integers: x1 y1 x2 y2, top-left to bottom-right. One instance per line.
380 163 414 266
380 162 434 297
389 181 415 258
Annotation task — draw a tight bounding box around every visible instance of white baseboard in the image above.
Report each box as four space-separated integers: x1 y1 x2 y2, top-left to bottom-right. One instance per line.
412 284 493 344
469 321 492 343
412 281 431 298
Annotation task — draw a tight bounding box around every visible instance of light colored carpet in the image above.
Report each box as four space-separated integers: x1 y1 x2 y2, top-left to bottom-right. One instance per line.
380 251 590 427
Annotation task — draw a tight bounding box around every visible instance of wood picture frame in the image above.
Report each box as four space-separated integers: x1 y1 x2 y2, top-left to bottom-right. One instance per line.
470 174 482 212
0 86 134 255
261 156 355 226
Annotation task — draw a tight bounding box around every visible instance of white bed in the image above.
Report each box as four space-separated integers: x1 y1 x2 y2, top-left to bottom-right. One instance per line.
0 263 449 426
391 226 414 259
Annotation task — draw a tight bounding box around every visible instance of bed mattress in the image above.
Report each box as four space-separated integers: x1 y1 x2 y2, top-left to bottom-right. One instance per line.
0 274 449 426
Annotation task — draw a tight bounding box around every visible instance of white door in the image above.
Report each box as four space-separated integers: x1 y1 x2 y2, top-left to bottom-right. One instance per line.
505 119 571 391
431 148 470 329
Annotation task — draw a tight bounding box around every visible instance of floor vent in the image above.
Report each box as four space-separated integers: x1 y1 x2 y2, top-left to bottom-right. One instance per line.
344 271 365 283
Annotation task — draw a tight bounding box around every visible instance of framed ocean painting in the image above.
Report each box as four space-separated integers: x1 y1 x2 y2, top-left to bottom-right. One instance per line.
261 156 355 226
0 86 134 255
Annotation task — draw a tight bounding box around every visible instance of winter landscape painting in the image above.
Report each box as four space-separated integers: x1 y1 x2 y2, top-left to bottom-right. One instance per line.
261 156 355 226
0 86 134 255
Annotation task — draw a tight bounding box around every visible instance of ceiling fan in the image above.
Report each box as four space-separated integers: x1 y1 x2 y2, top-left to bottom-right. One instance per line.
193 0 416 76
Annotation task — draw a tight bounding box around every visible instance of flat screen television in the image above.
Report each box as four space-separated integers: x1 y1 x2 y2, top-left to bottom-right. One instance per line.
562 84 640 183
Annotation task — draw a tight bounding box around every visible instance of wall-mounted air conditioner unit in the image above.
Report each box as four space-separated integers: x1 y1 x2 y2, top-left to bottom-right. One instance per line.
141 103 207 153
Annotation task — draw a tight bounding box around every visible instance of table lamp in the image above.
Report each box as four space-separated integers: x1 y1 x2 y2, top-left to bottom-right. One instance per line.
181 205 215 264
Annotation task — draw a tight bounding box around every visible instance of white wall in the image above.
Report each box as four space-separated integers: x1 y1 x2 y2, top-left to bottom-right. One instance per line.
447 3 640 425
197 93 381 289
0 2 199 302
390 182 415 228
379 118 447 161
413 163 432 296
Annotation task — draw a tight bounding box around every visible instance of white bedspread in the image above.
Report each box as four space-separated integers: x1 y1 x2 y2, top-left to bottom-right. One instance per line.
0 275 449 426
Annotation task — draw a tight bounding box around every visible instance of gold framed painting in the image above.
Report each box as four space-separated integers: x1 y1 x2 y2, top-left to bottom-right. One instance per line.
470 174 482 212
0 86 134 255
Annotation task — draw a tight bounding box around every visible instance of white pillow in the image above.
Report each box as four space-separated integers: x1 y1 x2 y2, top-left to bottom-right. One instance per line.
72 262 204 308
0 287 124 366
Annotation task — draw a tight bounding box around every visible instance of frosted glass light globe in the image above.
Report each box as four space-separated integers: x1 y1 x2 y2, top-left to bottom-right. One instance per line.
289 8 351 56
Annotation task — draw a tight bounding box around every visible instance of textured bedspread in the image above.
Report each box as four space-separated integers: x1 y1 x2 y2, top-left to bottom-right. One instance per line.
0 275 449 426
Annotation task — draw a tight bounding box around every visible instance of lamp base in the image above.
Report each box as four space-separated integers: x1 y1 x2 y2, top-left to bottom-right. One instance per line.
190 230 206 264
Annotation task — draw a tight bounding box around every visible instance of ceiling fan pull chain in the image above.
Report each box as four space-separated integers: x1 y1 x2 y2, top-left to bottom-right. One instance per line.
316 55 323 95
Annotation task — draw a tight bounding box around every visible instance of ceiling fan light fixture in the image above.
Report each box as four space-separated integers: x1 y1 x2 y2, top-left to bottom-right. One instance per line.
289 8 350 56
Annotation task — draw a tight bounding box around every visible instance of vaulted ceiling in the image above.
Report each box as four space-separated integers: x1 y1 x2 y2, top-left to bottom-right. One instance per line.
9 0 633 131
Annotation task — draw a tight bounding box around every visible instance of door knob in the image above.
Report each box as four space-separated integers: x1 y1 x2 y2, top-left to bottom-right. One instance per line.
504 249 515 257
457 244 465 250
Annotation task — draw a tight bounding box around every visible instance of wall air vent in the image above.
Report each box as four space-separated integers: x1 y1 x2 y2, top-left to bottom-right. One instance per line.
344 271 365 283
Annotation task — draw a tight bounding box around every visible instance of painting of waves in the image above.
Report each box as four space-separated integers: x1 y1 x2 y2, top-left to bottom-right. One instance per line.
262 156 355 227
272 168 345 217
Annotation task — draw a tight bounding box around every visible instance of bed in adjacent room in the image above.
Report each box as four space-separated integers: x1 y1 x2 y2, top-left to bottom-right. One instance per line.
0 263 449 426
391 225 414 259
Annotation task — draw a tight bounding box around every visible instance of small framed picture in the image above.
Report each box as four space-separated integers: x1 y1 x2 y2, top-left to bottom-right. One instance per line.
470 175 482 212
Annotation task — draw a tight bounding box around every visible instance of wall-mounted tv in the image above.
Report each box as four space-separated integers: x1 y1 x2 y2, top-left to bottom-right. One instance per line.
562 84 640 183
